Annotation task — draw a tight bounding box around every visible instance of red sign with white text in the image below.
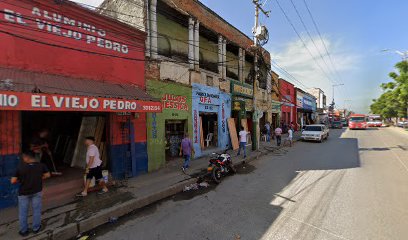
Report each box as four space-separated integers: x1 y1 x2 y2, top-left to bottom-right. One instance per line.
0 91 161 113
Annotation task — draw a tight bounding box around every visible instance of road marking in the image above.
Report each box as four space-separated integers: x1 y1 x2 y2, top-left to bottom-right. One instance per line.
281 213 352 240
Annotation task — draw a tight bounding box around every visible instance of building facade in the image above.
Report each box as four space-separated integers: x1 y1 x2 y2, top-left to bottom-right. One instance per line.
101 0 272 168
279 78 296 130
0 0 161 208
296 88 317 128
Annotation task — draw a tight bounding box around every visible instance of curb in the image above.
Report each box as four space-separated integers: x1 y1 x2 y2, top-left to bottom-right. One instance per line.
30 143 290 240
31 178 197 240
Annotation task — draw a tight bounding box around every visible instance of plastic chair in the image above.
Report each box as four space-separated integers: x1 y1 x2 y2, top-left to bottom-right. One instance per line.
205 133 213 147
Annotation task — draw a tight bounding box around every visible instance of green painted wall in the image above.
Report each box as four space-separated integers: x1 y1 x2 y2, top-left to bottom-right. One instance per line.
146 80 192 171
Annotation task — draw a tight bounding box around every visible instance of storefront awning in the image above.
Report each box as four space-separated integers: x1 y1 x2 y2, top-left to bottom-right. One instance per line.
0 67 161 113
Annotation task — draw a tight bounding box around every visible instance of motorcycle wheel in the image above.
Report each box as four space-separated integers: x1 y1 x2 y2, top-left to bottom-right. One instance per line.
212 166 222 184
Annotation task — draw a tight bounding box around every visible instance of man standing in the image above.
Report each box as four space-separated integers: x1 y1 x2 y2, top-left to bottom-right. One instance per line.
274 126 283 146
30 129 61 176
237 126 248 158
77 136 108 197
287 127 294 147
11 151 50 236
180 133 193 173
264 122 271 142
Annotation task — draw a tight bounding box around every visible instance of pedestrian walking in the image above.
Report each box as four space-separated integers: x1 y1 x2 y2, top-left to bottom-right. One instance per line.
11 151 50 237
237 126 248 158
180 133 193 173
287 127 294 147
264 122 271 142
275 126 282 146
76 136 108 197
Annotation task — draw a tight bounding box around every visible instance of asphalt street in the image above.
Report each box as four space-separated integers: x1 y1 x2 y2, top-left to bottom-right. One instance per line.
94 127 408 240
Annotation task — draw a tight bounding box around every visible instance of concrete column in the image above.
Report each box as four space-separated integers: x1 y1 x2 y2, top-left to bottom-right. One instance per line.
150 0 158 59
194 21 200 71
238 48 243 82
222 39 227 79
145 0 151 57
218 35 223 78
188 17 195 70
242 50 246 82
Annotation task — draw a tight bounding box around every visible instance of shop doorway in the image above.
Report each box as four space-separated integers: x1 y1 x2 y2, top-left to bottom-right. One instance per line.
165 119 186 161
21 111 108 208
200 112 218 150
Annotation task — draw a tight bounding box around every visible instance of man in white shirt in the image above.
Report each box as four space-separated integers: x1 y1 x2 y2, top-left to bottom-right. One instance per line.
287 127 294 147
77 136 108 197
237 126 247 158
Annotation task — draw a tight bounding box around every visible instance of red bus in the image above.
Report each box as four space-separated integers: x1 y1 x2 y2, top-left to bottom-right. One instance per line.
348 114 367 130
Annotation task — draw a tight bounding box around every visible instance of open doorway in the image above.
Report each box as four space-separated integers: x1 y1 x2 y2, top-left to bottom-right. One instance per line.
21 111 108 208
200 112 218 150
165 119 186 161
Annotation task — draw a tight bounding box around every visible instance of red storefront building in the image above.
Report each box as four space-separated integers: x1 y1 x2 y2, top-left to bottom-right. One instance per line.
279 78 296 130
0 0 161 209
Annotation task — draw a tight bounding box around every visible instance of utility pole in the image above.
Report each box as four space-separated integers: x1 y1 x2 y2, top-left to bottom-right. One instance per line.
251 0 269 150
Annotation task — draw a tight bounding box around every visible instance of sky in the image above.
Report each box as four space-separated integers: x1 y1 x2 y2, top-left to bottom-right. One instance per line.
72 0 408 113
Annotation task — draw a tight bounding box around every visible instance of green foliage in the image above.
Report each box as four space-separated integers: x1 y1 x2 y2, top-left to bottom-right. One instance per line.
370 61 408 118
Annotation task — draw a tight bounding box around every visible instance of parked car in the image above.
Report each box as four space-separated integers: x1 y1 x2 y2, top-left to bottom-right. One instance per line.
367 121 382 127
330 121 343 129
301 124 329 143
397 121 408 128
341 119 348 127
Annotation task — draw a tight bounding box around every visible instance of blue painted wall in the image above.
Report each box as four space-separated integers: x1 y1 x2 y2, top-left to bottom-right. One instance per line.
110 142 148 180
0 154 20 209
192 84 231 157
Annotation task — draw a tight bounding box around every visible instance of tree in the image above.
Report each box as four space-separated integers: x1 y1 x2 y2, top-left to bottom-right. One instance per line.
370 61 408 118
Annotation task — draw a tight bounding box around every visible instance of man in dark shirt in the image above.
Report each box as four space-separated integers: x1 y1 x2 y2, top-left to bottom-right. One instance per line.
11 151 50 236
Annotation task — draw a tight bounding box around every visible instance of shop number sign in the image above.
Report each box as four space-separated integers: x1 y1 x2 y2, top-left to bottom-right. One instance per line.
0 91 162 112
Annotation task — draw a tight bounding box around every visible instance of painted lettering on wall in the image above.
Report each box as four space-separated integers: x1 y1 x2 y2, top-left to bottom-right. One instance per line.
196 91 219 105
193 110 198 144
232 83 253 97
151 113 157 139
221 103 226 133
2 6 129 54
162 94 188 111
0 91 162 112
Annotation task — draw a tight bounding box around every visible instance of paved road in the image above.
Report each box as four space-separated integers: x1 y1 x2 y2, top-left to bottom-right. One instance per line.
94 127 408 240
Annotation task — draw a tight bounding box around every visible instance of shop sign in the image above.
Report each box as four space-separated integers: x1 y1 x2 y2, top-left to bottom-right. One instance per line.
0 91 162 112
196 91 220 105
233 101 242 111
231 81 253 98
296 91 303 108
271 101 281 113
162 94 188 111
1 4 131 55
193 110 198 144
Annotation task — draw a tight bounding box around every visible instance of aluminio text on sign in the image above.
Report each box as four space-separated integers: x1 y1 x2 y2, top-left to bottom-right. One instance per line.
0 91 162 112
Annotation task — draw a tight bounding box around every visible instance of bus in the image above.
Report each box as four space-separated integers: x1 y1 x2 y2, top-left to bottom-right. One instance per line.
367 114 382 127
348 114 367 130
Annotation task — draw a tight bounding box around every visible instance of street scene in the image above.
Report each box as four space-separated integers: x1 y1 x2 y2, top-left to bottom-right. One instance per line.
0 0 407 240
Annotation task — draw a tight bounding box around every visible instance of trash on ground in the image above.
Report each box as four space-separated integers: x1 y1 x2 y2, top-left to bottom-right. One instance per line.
183 182 210 191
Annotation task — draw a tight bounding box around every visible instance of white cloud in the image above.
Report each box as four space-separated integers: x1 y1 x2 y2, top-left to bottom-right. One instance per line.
269 35 359 103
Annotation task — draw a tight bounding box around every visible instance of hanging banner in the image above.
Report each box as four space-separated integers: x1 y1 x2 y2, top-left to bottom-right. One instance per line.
0 91 162 112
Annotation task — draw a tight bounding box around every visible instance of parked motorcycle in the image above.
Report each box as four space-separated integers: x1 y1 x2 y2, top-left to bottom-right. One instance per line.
207 147 236 183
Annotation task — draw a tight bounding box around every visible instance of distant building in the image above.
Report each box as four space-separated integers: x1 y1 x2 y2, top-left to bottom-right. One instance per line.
308 88 327 112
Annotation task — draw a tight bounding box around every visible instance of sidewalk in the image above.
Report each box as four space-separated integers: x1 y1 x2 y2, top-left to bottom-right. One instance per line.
0 137 299 240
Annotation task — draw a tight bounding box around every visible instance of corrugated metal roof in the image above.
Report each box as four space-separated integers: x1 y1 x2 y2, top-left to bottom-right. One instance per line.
0 67 158 102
